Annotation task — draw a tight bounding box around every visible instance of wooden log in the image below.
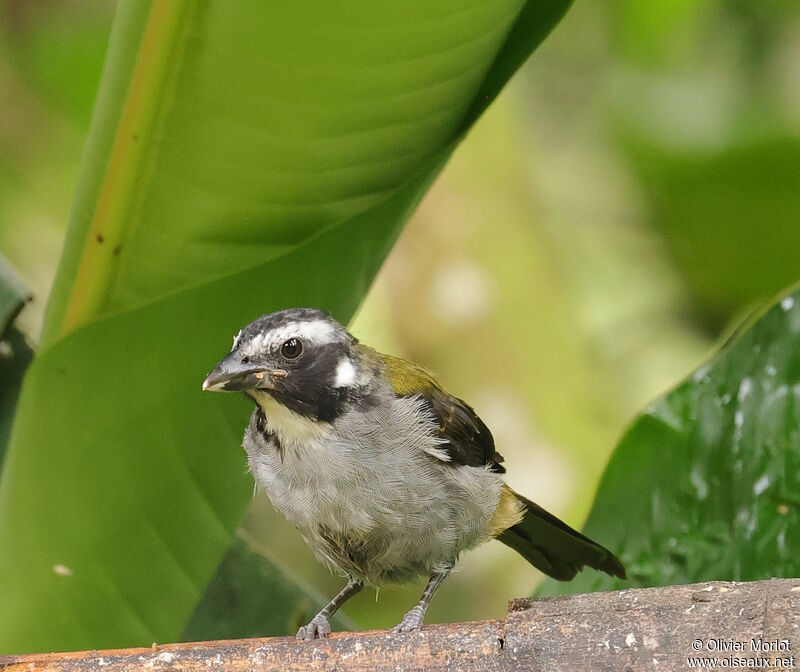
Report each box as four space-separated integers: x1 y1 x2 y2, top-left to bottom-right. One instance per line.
1 578 797 671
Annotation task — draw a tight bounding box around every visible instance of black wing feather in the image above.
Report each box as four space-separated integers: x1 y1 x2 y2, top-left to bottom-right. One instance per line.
418 388 506 473
498 492 627 580
379 351 504 472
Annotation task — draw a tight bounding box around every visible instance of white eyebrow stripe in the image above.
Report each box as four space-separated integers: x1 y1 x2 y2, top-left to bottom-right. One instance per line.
242 332 269 355
239 319 339 356
269 320 338 346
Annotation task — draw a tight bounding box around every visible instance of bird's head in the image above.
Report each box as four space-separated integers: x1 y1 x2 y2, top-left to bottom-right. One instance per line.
202 308 362 422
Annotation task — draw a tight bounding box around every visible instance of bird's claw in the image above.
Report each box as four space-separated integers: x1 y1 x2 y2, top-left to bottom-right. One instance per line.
392 605 425 633
296 613 331 640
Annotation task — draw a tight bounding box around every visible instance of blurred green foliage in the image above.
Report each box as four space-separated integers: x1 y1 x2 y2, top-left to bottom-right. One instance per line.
539 284 800 597
633 137 800 330
2 0 112 127
609 0 800 329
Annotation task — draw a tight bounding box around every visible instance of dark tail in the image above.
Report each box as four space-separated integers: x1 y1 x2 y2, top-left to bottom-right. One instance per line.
498 491 626 581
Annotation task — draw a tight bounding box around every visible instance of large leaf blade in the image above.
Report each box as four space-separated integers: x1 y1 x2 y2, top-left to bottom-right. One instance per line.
182 534 356 641
42 0 537 342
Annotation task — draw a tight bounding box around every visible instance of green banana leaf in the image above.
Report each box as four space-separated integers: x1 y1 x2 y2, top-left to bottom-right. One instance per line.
538 284 800 597
182 534 356 641
0 0 572 654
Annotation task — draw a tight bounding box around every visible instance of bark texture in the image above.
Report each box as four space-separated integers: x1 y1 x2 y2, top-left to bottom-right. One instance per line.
1 579 797 671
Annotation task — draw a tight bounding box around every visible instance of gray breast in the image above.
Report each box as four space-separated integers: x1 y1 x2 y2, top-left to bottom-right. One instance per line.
243 387 504 584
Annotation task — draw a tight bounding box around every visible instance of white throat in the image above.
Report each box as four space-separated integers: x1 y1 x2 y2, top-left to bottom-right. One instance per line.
250 390 331 445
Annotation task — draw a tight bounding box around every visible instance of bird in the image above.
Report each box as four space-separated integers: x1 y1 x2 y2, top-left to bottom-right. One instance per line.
202 308 625 640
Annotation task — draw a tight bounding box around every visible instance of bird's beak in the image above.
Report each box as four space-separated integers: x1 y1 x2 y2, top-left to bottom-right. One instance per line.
202 354 287 392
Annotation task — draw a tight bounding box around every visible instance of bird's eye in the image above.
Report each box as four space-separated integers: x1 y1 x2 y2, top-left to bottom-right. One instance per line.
281 338 303 359
241 356 250 364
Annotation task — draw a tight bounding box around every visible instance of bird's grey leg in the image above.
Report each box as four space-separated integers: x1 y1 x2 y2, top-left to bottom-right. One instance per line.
296 577 363 640
393 564 453 633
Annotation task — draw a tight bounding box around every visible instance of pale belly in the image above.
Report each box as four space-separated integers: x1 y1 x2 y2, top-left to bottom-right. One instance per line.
243 402 504 584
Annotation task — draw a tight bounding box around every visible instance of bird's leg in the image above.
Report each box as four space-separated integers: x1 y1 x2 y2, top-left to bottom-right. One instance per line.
296 577 363 640
393 564 453 633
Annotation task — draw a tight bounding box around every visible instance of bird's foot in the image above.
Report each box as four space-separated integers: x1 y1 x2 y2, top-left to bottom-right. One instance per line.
296 613 332 640
392 605 425 633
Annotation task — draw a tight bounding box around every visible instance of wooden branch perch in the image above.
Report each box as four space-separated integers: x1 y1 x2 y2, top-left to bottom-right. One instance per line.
2 579 797 671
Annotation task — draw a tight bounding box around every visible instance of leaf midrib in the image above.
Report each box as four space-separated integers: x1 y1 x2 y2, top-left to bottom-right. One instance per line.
55 1 194 343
